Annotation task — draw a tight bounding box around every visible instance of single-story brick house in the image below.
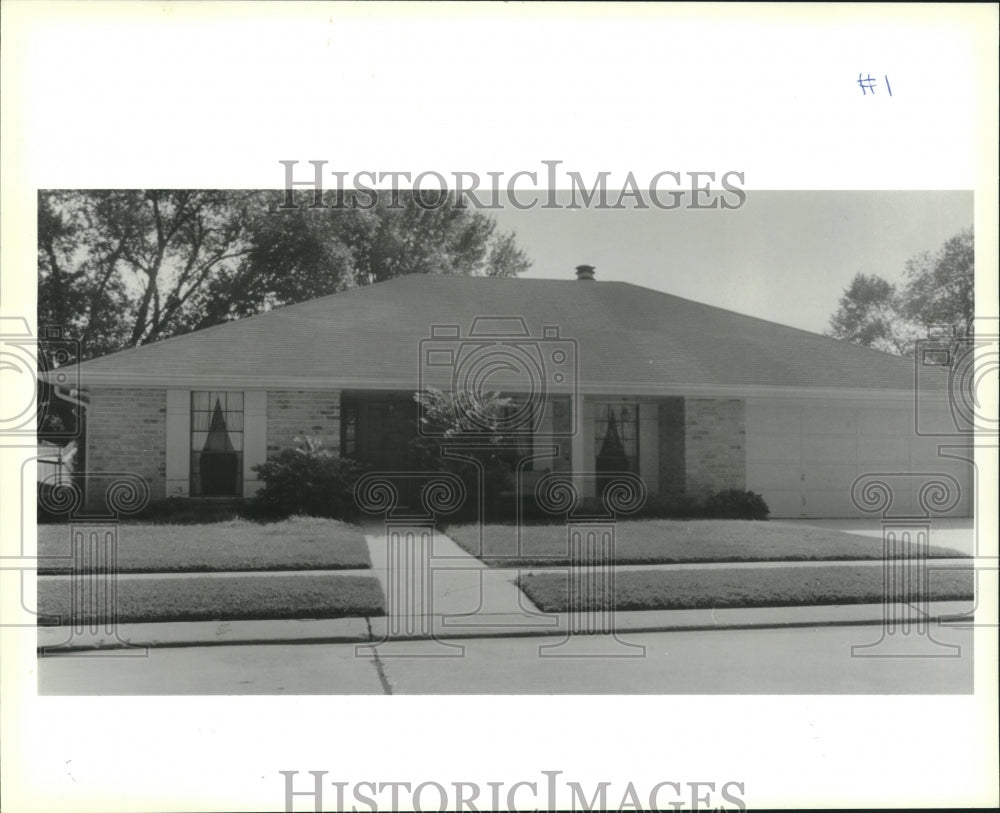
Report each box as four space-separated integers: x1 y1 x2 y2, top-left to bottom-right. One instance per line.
48 268 972 518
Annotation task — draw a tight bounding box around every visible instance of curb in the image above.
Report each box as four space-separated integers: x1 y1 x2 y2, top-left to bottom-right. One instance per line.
37 601 975 654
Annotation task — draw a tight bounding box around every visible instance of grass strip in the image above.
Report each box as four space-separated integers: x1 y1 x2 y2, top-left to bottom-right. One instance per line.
38 573 385 625
448 520 968 567
518 564 974 612
37 517 370 574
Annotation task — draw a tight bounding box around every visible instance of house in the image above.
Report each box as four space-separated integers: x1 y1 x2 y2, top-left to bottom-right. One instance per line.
47 267 973 518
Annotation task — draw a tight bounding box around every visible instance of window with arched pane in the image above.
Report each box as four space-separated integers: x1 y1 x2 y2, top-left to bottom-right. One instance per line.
594 401 639 474
190 391 244 496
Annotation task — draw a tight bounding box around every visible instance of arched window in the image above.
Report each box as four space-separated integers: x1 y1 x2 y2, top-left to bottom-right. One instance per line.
190 392 244 497
594 402 639 473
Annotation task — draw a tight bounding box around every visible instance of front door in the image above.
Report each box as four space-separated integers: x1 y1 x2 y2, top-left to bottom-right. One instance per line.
353 395 419 507
360 398 417 471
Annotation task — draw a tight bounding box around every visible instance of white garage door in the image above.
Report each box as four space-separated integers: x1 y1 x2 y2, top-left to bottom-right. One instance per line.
746 399 973 518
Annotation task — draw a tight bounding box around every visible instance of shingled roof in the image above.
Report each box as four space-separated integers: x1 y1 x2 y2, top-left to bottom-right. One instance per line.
60 275 936 395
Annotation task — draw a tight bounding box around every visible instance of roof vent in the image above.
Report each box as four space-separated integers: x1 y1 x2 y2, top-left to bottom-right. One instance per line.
575 264 596 281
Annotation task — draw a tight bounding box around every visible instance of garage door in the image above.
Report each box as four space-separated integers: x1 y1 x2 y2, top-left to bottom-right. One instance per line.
746 400 973 518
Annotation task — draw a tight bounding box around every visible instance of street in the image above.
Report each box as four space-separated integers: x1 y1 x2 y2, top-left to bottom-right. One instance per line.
38 623 973 695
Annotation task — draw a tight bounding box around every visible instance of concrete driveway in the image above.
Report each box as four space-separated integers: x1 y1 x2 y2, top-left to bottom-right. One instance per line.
773 517 976 555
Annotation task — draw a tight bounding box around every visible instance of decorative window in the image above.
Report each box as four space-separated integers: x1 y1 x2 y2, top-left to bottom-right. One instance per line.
594 402 639 474
190 392 244 497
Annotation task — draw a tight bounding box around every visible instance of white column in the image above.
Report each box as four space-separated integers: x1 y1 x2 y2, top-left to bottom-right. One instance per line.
243 390 268 497
581 398 596 498
165 390 191 497
571 393 586 498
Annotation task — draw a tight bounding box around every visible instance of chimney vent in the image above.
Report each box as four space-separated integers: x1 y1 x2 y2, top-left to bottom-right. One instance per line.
575 264 596 281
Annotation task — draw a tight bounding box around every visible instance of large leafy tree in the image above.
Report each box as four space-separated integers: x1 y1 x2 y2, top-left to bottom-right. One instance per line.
827 273 910 354
827 228 974 356
38 189 533 361
195 190 531 327
38 190 261 359
898 228 974 334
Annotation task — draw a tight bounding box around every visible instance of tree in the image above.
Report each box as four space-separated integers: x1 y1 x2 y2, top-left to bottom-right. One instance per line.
38 190 260 360
827 228 974 356
198 190 531 325
38 189 532 360
899 228 974 336
827 273 913 355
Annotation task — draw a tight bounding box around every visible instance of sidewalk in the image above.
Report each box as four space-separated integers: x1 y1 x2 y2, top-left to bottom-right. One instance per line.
37 601 976 653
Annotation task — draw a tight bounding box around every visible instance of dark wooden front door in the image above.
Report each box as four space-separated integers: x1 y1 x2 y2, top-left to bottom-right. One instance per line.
354 395 419 507
359 398 417 472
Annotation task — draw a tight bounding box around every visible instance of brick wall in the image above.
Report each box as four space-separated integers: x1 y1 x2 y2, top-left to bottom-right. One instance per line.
86 387 167 503
266 390 341 455
684 398 746 497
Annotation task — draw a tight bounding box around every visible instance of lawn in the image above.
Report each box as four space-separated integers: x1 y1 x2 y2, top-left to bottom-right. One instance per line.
37 572 385 625
446 520 969 567
519 564 975 612
36 516 371 574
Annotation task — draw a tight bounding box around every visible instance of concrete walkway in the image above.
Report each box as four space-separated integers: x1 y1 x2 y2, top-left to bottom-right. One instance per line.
360 521 558 644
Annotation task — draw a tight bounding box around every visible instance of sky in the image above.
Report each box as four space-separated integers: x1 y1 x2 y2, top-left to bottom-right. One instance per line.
491 190 974 335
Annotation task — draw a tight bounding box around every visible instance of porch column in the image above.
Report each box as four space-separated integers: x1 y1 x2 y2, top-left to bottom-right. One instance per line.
571 391 585 497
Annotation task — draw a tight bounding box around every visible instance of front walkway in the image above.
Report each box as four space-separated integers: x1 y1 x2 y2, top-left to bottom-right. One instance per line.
361 520 562 642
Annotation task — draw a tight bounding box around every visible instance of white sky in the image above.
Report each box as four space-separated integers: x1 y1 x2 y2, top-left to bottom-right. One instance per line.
492 190 973 334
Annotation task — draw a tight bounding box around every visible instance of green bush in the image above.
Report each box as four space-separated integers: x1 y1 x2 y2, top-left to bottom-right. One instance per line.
251 437 361 520
702 489 770 520
411 388 518 520
138 497 250 524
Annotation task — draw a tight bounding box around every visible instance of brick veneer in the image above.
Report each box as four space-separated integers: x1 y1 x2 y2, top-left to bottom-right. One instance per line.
86 387 167 502
266 390 341 455
684 398 746 497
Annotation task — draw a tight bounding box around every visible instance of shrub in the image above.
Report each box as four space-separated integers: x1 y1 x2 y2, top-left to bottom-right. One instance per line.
137 497 250 524
251 437 361 520
411 388 518 520
702 489 770 520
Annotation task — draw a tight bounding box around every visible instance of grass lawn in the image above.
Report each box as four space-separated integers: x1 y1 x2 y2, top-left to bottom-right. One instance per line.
446 520 969 567
37 573 385 625
519 564 975 612
36 516 370 574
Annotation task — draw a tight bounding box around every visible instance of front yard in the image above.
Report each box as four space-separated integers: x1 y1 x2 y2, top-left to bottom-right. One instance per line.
36 516 371 574
36 516 383 625
38 572 385 625
446 519 969 567
519 564 975 612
